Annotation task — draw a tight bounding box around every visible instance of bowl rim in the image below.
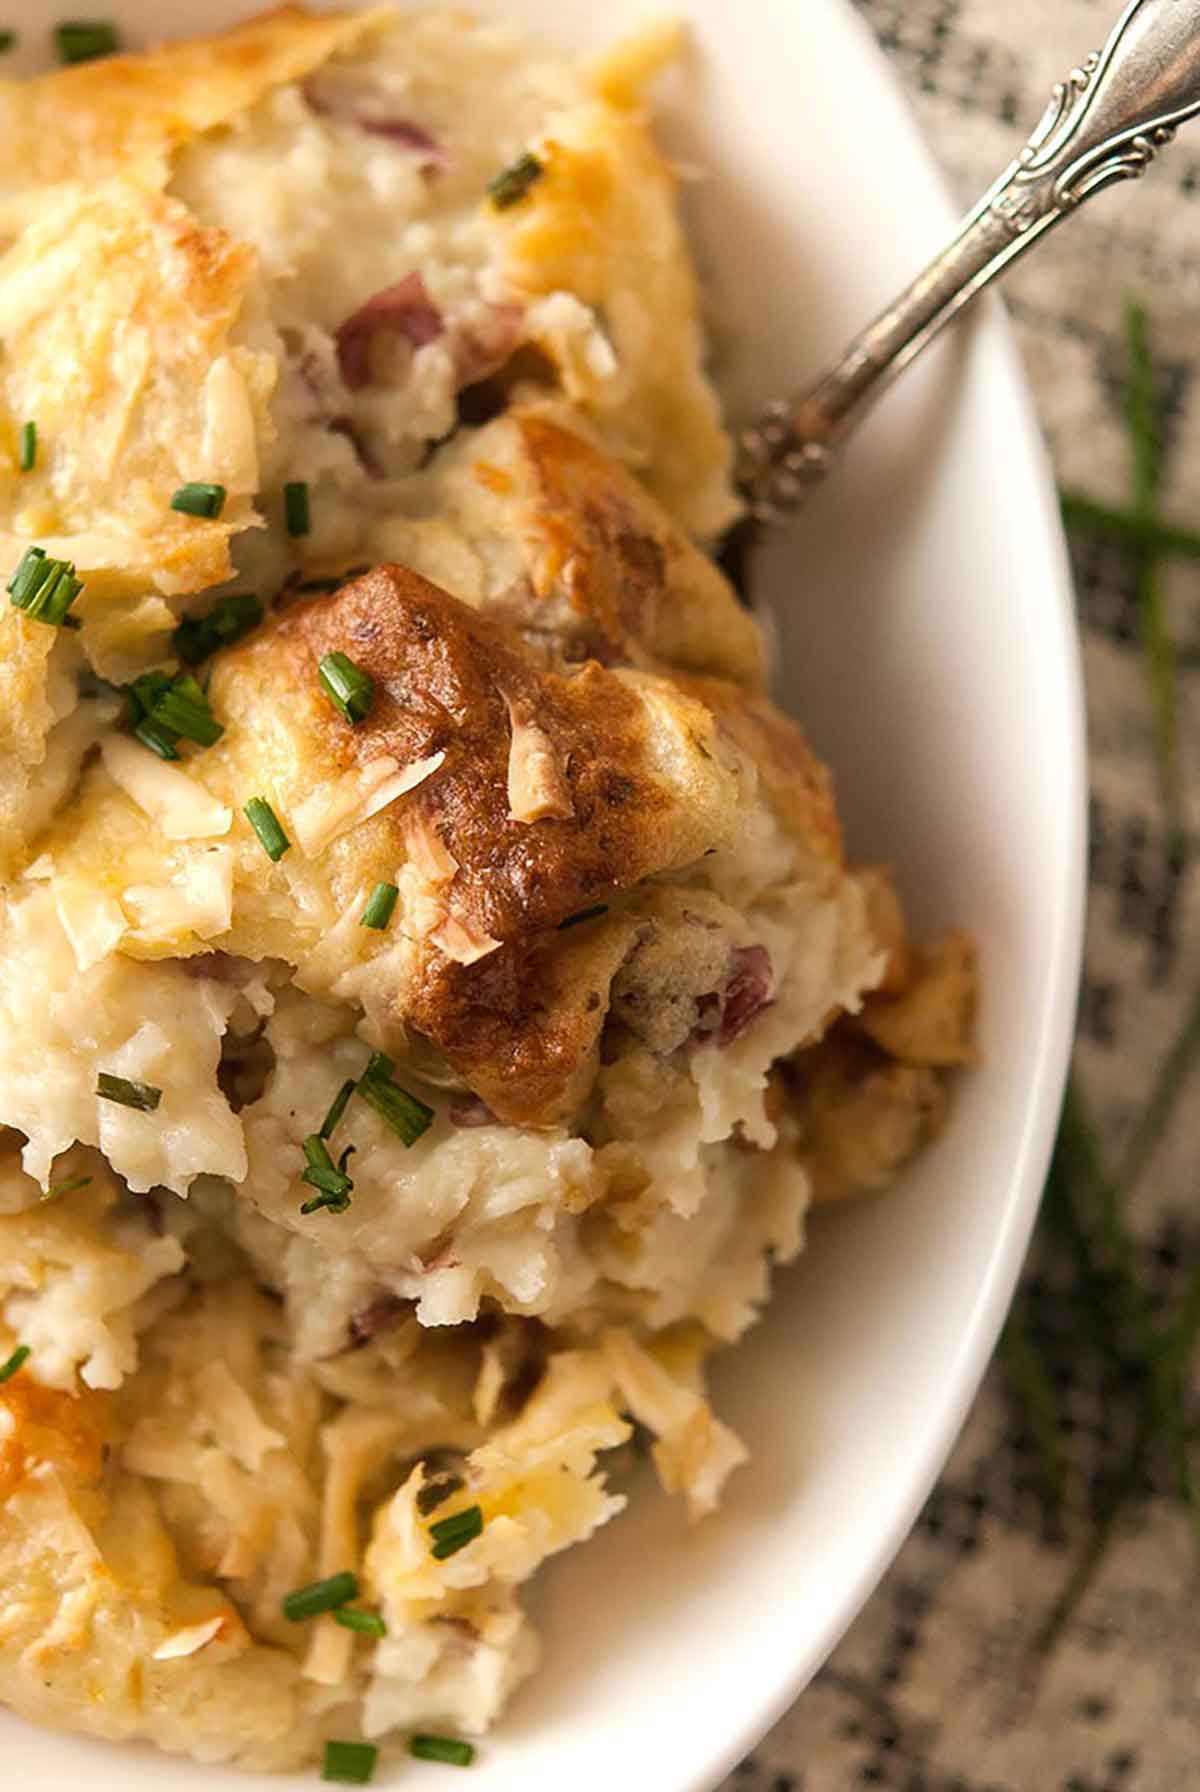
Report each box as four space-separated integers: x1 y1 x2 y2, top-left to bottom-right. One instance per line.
685 15 1087 1786
0 2 1087 1787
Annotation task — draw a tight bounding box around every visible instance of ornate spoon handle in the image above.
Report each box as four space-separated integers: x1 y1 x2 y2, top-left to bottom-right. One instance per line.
737 0 1200 518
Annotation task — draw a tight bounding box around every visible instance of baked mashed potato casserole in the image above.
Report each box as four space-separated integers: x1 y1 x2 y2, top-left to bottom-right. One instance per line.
0 6 977 1777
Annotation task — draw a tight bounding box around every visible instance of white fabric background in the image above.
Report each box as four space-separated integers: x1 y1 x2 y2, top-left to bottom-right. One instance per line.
724 4 1200 1787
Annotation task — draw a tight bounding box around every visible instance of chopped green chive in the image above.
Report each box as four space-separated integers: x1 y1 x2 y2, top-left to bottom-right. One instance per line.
284 480 311 538
428 1503 483 1560
322 1741 377 1786
299 1135 354 1215
173 591 263 666
416 1472 465 1517
558 904 608 930
41 1173 92 1203
18 421 36 472
55 19 120 63
134 720 180 761
319 1079 357 1141
245 797 290 861
0 31 16 53
332 1607 387 1638
170 481 226 520
357 1052 434 1147
299 1187 352 1217
361 881 398 931
488 151 543 210
411 1735 475 1767
124 671 177 758
318 651 374 726
7 545 83 628
127 669 222 757
281 1571 359 1623
0 1345 30 1384
8 546 46 603
96 1073 161 1112
149 672 222 747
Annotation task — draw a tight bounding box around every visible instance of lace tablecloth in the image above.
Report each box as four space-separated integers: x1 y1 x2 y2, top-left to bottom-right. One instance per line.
727 2 1200 1787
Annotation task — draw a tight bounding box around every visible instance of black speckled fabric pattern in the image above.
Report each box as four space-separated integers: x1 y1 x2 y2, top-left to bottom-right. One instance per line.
724 4 1200 1787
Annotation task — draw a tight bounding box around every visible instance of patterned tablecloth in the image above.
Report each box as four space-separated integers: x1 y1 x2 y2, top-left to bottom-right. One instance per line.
725 3 1200 1788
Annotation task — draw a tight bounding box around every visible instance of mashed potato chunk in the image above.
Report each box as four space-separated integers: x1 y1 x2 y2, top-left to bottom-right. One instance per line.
0 8 974 1771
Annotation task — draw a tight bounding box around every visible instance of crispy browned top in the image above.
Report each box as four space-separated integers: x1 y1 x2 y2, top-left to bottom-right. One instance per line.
407 912 639 1125
679 674 843 876
0 6 382 226
489 412 766 687
0 1378 108 1501
206 562 849 1123
261 564 726 941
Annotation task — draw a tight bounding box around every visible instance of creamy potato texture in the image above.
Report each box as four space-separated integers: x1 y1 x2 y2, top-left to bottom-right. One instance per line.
0 7 975 1772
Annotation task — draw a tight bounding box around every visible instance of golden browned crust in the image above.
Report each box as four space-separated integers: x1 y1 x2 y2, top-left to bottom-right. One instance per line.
679 673 844 875
784 879 978 1203
851 864 912 994
254 564 729 942
407 911 639 1124
0 6 384 228
488 98 740 538
51 562 848 1128
470 411 765 688
788 1026 949 1206
851 930 978 1067
0 180 268 593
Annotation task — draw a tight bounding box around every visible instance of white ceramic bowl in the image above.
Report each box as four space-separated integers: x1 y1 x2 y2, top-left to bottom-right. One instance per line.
4 2 1086 1788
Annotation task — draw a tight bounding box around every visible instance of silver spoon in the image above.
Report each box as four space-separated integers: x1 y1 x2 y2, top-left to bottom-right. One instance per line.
736 0 1200 519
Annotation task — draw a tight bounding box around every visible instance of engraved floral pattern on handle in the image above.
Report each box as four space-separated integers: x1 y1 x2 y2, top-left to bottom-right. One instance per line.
738 0 1200 519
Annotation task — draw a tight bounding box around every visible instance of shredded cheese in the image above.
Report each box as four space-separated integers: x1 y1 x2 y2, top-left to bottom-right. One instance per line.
402 812 459 884
291 752 445 856
55 882 125 971
100 737 232 841
200 354 260 495
431 913 502 966
152 1615 227 1661
504 696 572 824
123 847 234 945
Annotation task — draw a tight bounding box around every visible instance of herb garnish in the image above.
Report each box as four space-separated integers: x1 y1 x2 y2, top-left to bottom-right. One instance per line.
1013 299 1200 1646
416 1472 465 1516
282 1571 359 1622
41 1174 92 1203
318 651 374 726
284 480 311 538
299 1135 355 1215
557 904 608 930
170 481 226 520
411 1735 475 1767
322 1742 377 1786
357 1052 434 1147
361 881 398 930
18 421 36 472
126 669 223 758
1122 300 1180 841
173 592 263 666
55 19 120 63
332 1608 387 1638
244 797 290 861
487 151 543 209
7 546 82 628
428 1503 483 1560
0 1345 29 1384
96 1073 161 1112
320 1079 357 1141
